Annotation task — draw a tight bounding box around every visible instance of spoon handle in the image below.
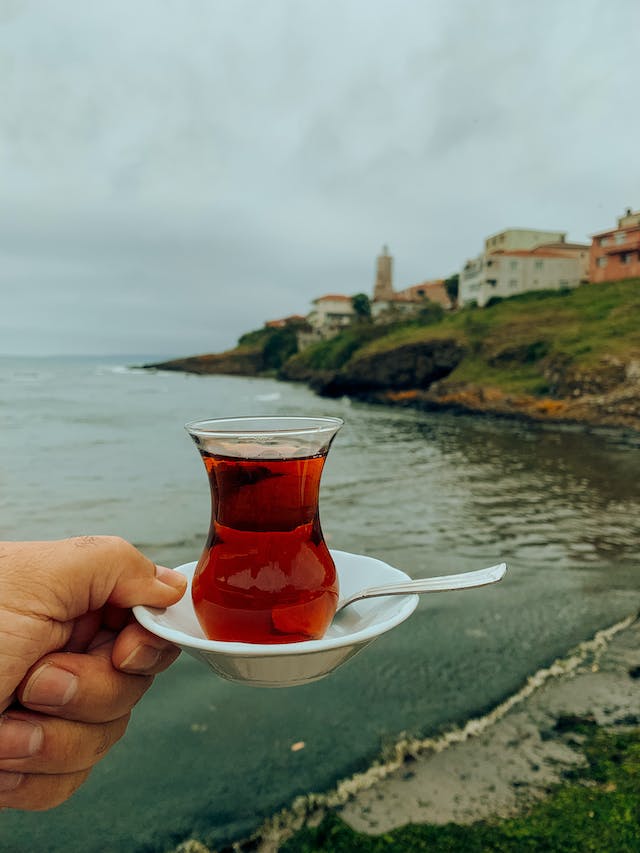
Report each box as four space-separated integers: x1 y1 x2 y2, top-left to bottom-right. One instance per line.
337 562 507 612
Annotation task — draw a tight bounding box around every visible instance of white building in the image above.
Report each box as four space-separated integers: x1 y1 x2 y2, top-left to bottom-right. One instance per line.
459 229 589 307
303 294 355 342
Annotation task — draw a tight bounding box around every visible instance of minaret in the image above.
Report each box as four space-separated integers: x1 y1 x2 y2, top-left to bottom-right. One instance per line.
373 245 394 301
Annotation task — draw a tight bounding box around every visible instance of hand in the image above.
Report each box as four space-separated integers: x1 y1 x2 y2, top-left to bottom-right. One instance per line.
0 536 187 810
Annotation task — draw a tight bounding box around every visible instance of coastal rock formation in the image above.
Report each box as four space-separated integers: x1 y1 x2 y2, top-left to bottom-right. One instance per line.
148 345 640 433
146 349 265 376
309 339 465 397
373 364 640 432
543 353 631 398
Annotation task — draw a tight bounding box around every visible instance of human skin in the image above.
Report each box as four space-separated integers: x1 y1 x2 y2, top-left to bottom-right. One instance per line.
0 536 187 810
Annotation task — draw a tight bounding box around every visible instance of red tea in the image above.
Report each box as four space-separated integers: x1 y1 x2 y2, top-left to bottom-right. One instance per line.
191 451 338 643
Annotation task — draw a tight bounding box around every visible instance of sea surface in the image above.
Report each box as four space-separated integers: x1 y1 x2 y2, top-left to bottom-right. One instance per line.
1 356 640 852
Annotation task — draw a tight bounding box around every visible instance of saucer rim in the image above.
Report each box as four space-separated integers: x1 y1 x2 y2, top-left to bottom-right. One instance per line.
133 549 418 657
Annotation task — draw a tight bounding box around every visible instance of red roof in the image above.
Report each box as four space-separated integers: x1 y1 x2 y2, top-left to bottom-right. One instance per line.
265 314 308 328
313 294 352 303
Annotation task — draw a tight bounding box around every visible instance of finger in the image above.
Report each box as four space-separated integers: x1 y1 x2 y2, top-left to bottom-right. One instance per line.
112 622 181 675
17 648 154 723
0 767 91 811
63 610 103 652
65 537 187 614
0 710 129 774
102 603 130 632
10 537 187 622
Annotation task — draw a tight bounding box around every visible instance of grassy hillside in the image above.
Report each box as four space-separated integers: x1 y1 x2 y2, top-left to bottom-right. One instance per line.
284 279 640 397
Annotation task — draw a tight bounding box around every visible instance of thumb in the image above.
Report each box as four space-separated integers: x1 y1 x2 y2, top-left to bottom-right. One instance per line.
0 537 186 713
56 536 188 617
5 537 187 622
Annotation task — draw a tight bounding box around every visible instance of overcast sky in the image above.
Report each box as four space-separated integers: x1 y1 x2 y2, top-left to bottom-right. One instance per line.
1 0 638 356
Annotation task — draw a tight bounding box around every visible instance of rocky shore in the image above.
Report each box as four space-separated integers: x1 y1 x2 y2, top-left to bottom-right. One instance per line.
147 341 640 435
172 613 640 853
147 348 266 376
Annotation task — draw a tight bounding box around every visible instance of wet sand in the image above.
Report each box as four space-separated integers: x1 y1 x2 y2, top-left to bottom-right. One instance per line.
339 615 640 833
242 613 640 851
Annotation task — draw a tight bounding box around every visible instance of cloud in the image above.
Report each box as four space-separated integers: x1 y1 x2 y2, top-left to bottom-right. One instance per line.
0 0 639 354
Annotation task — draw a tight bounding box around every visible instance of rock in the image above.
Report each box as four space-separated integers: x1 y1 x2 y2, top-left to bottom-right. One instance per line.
313 339 465 397
145 349 265 376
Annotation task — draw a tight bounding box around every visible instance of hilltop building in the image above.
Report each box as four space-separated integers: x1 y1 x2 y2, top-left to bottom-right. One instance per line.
295 294 356 348
371 246 452 318
590 208 640 283
307 294 355 331
394 280 451 309
264 314 308 329
459 228 589 307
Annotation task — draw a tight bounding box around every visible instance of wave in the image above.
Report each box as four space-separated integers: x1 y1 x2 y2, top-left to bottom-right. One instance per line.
98 365 149 375
255 392 281 402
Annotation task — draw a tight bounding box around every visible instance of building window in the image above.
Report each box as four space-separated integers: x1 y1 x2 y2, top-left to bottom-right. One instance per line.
621 253 631 264
600 237 609 247
534 260 543 270
559 280 568 287
510 260 518 270
597 257 608 268
615 232 626 245
509 279 518 288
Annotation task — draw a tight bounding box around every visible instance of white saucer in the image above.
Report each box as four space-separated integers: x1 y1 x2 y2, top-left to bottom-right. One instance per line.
133 550 418 688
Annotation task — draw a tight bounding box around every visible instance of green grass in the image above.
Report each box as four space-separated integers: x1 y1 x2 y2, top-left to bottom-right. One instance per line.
281 725 640 853
284 323 403 372
285 279 640 397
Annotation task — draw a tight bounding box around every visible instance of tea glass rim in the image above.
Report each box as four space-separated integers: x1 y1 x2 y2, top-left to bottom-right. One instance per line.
185 415 343 438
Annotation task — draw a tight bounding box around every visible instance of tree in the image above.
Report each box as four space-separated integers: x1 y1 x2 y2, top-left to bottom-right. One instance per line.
351 293 372 321
444 274 459 306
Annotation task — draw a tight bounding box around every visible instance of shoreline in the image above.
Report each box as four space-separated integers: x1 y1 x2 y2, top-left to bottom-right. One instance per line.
146 360 640 437
363 381 640 435
146 277 640 438
172 612 640 853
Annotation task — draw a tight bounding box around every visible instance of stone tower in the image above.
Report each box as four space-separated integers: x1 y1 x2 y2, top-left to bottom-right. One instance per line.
373 245 394 301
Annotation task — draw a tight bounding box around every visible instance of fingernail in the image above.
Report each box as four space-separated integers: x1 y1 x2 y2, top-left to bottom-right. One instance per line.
155 566 187 591
22 665 79 707
0 771 23 792
119 645 162 673
0 718 43 758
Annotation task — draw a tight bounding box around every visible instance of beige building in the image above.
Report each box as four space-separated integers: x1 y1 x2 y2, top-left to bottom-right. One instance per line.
460 229 589 307
396 280 451 309
372 279 451 318
484 228 566 254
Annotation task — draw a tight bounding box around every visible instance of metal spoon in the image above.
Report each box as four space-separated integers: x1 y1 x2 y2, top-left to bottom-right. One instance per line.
336 561 507 614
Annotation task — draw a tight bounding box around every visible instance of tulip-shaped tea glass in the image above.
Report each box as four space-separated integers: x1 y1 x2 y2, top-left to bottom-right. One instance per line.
186 416 343 644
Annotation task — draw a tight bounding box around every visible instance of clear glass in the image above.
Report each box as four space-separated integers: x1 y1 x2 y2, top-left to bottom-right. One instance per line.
185 416 343 644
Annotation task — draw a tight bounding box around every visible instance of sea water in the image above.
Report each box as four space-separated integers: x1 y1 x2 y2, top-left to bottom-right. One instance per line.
1 356 639 852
